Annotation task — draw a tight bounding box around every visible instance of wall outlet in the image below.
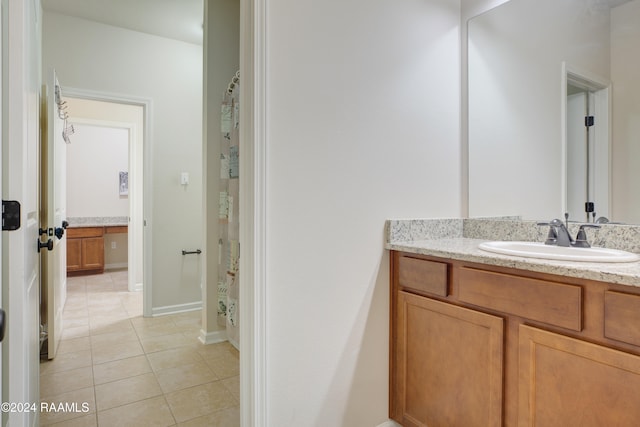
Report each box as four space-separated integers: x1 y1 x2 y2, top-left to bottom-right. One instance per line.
111 241 117 249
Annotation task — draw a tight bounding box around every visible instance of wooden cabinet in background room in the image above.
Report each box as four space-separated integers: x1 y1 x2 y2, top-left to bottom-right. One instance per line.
66 227 104 275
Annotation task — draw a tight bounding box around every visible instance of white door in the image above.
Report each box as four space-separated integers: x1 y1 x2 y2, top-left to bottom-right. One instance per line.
41 70 68 359
3 1 41 426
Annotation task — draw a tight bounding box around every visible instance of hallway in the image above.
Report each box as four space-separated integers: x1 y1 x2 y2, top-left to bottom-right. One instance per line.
39 270 239 426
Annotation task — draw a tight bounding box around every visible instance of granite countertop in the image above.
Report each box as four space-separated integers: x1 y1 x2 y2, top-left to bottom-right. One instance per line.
385 218 640 288
67 217 128 228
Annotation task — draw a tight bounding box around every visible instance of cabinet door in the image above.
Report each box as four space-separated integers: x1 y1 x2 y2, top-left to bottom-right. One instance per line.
394 291 504 427
519 325 640 426
66 238 82 271
82 237 104 270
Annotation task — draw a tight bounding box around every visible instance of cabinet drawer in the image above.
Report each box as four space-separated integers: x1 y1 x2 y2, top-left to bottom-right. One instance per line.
604 291 640 347
105 226 127 234
67 227 104 238
458 267 582 331
398 256 448 297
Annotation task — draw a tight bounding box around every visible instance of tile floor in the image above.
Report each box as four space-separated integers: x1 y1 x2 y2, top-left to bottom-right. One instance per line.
39 270 239 427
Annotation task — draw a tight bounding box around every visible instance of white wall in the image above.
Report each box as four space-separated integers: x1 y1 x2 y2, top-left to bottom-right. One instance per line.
611 0 640 223
467 0 610 220
263 0 461 424
42 12 203 311
66 123 128 217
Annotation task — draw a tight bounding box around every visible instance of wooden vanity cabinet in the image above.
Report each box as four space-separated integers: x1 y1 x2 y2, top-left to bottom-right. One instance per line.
394 291 503 427
66 227 105 274
390 250 640 427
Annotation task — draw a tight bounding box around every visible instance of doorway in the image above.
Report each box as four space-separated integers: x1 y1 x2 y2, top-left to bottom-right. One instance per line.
563 64 611 223
64 96 146 307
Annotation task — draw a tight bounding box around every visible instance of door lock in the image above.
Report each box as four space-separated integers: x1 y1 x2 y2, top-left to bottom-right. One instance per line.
38 238 53 252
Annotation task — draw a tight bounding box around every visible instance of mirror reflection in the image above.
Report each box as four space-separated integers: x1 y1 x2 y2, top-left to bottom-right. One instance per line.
468 0 640 223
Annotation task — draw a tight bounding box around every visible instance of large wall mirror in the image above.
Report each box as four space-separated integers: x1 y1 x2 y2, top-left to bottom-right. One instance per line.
468 0 640 223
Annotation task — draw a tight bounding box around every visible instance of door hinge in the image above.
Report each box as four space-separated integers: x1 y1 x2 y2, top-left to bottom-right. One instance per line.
585 116 595 127
2 200 21 231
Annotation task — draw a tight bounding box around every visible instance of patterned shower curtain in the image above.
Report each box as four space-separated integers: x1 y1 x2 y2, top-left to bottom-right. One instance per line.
218 72 240 349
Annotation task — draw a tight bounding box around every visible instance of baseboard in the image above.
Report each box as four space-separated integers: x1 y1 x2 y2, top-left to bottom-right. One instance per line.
376 420 401 427
151 301 202 317
198 329 227 345
131 282 143 292
228 336 239 350
105 262 128 270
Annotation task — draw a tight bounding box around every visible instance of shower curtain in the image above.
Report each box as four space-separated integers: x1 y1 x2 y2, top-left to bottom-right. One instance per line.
218 72 240 349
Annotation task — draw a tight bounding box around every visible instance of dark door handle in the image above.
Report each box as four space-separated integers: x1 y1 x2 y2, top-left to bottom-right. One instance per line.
38 238 53 252
0 309 5 342
62 220 69 229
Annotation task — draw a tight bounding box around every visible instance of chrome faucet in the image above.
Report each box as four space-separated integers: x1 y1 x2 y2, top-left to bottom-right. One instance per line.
537 216 600 248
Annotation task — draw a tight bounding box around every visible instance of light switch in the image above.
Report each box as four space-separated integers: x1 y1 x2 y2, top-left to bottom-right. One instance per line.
181 172 189 185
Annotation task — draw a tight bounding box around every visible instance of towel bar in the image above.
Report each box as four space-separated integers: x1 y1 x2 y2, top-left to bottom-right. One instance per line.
181 249 202 256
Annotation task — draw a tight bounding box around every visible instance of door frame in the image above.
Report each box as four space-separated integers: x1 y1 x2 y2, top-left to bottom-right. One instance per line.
561 62 611 221
239 0 267 424
63 87 153 316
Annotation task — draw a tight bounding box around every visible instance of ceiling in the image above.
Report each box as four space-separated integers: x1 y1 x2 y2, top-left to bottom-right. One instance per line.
41 0 204 45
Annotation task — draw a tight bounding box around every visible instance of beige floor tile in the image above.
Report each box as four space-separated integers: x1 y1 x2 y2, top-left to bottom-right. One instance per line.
92 355 152 385
40 366 94 399
95 372 162 411
165 381 237 423
88 307 128 319
155 361 218 393
176 406 240 427
146 347 205 371
57 336 91 355
39 386 96 425
170 311 202 328
96 396 175 427
130 315 175 329
203 352 239 379
181 329 202 341
40 350 93 376
64 317 90 329
42 271 240 427
63 304 89 315
134 321 182 339
220 376 240 403
62 325 90 340
91 340 144 365
43 413 97 427
118 293 142 305
89 318 134 336
140 333 193 353
125 306 144 317
196 341 236 360
90 329 140 349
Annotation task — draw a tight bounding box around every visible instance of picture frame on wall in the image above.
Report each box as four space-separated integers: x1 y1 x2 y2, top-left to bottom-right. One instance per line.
119 171 128 196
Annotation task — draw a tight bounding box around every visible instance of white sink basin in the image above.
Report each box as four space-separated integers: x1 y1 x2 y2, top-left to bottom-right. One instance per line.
478 241 640 263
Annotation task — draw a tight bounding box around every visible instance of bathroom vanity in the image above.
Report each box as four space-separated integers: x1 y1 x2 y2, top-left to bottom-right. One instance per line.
66 220 128 275
387 219 640 427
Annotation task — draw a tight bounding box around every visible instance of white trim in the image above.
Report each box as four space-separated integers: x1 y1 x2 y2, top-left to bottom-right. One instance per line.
151 301 202 317
104 262 128 270
376 421 402 427
198 329 227 345
240 0 268 425
61 86 154 317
